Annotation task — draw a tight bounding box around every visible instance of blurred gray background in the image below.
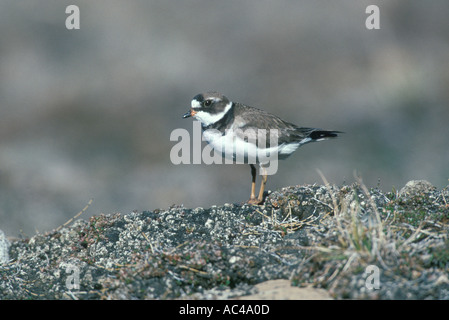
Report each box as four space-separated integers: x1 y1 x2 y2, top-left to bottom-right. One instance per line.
1 0 448 237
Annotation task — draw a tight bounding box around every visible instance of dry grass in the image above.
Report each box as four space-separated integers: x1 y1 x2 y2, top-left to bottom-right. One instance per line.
249 171 449 298
278 175 449 298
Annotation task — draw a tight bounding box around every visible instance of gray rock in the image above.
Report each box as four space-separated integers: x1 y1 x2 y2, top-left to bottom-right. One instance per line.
399 180 436 196
0 230 10 264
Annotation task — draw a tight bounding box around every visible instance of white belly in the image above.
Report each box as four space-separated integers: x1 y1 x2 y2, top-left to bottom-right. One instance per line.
202 129 300 164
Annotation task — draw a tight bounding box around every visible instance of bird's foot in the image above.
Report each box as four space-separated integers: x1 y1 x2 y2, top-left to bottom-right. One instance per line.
247 197 264 205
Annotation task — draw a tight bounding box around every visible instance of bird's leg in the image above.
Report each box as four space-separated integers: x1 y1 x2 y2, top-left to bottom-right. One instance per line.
248 165 267 205
248 164 257 203
257 167 268 204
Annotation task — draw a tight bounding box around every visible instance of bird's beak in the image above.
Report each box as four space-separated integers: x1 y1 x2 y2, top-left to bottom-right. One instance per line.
182 109 197 119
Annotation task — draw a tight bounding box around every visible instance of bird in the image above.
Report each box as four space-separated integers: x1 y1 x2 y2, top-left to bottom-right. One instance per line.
183 91 341 205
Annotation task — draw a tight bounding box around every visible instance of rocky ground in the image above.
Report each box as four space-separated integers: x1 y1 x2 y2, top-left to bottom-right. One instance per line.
1 180 449 300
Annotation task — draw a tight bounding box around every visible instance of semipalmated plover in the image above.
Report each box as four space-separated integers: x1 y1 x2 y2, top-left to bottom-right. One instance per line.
183 92 341 205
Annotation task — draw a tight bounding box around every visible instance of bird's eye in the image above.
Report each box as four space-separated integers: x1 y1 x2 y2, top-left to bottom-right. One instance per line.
204 100 212 107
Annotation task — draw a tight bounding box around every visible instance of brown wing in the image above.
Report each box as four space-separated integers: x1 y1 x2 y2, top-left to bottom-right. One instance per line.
231 104 306 147
232 104 340 148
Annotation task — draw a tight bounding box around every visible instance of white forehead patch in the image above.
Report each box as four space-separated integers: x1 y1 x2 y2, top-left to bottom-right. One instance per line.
194 102 232 127
191 99 201 109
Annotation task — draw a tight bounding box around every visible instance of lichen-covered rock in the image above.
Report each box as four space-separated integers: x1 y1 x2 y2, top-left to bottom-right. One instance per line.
0 230 10 264
399 180 436 196
1 181 448 300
